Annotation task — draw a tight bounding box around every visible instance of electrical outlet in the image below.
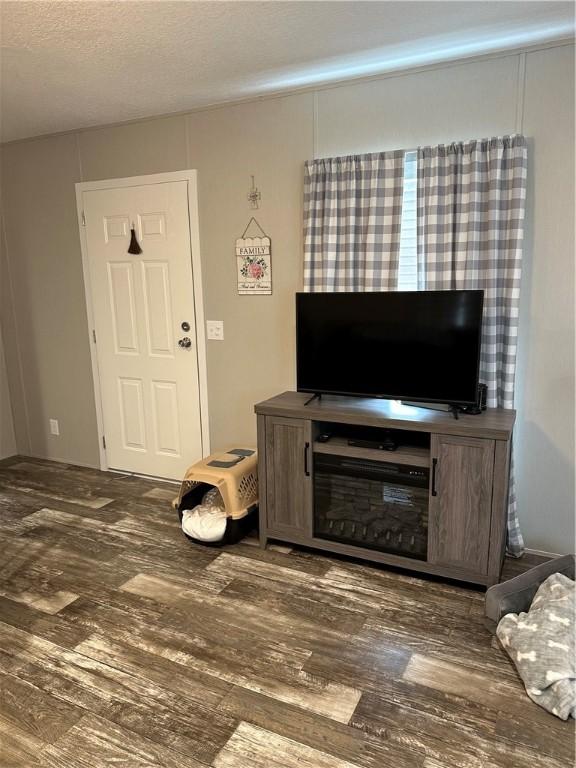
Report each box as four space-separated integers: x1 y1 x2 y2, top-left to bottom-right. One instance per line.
206 320 224 341
49 419 60 436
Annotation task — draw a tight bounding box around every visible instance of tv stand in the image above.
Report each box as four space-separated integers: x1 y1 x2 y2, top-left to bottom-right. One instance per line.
255 391 515 586
303 392 322 406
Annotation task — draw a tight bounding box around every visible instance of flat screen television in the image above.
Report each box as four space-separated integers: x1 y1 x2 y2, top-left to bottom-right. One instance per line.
296 290 484 406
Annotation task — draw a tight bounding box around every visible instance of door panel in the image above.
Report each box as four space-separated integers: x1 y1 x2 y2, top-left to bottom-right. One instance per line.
83 180 202 478
118 378 146 451
139 212 166 238
104 215 130 241
151 380 181 455
142 261 174 356
107 262 139 354
428 434 495 575
265 417 313 537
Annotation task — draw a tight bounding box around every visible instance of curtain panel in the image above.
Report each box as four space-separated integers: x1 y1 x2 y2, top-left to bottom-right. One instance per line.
416 134 528 555
303 151 405 291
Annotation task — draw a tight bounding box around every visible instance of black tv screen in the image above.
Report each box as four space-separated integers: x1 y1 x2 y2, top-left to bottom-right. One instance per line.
296 290 484 406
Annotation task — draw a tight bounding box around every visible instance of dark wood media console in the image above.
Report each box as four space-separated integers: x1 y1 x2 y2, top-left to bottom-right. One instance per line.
255 391 515 586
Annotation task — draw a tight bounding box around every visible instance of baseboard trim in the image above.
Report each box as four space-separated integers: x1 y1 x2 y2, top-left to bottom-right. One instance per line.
12 452 100 470
7 453 181 484
524 547 563 559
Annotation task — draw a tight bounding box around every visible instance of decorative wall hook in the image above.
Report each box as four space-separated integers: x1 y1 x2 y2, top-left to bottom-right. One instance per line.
128 223 142 254
247 175 261 210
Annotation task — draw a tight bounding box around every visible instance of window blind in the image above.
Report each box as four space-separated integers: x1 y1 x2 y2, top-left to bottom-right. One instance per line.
398 151 418 291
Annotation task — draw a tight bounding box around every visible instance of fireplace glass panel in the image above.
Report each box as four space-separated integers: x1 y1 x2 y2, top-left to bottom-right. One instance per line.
314 454 429 560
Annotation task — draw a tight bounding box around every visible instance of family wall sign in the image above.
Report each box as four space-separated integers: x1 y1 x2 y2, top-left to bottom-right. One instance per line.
235 217 272 295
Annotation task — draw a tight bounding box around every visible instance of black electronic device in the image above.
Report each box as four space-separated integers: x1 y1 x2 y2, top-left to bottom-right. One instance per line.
347 436 397 452
460 382 488 415
479 382 488 410
296 290 484 407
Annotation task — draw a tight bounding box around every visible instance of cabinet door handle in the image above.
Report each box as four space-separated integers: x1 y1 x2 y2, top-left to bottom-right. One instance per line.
431 458 438 496
304 442 310 476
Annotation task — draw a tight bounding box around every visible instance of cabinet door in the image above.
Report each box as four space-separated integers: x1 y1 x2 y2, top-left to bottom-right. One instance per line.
428 434 495 575
265 416 313 538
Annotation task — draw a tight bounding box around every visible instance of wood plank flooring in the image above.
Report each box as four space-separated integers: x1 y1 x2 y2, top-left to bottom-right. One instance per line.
0 456 573 767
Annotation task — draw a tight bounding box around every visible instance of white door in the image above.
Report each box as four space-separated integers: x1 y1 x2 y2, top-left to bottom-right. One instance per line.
82 179 204 479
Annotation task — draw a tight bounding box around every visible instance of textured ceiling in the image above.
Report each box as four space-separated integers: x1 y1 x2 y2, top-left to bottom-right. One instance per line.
1 1 574 142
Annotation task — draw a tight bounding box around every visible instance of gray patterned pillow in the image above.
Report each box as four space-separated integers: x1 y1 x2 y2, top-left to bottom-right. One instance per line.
497 572 575 719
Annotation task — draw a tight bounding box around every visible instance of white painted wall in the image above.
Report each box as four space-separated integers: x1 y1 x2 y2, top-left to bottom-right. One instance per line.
0 204 18 461
0 42 573 552
0 326 16 460
515 46 575 554
315 55 519 155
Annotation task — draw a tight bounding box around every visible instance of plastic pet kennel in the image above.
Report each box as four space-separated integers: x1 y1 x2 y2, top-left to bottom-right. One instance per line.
174 447 259 546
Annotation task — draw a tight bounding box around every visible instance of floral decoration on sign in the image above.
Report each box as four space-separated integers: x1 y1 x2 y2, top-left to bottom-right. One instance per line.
240 255 268 281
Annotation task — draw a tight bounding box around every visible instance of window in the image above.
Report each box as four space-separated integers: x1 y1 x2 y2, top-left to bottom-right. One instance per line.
398 151 418 291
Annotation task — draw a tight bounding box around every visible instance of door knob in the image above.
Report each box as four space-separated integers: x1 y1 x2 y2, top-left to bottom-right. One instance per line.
178 337 192 349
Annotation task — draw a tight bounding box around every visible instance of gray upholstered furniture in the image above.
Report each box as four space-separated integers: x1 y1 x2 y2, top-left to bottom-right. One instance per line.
485 554 575 625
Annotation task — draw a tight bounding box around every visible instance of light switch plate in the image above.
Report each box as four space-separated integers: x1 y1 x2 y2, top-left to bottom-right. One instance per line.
49 419 60 436
206 320 224 340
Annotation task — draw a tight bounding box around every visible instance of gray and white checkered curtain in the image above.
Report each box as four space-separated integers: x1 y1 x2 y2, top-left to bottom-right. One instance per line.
304 151 404 291
417 134 527 555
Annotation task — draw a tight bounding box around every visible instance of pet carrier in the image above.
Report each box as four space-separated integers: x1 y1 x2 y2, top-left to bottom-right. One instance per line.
174 448 258 546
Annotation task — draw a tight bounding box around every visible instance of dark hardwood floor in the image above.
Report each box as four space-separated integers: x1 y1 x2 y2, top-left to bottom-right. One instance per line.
0 456 573 767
